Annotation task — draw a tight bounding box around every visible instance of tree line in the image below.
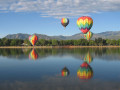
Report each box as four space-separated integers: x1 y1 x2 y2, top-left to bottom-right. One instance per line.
0 38 120 46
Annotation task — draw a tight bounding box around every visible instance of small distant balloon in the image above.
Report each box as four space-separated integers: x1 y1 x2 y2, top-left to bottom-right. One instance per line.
29 49 38 60
77 16 93 34
29 35 38 46
84 31 93 41
61 18 69 29
61 66 70 77
77 62 93 80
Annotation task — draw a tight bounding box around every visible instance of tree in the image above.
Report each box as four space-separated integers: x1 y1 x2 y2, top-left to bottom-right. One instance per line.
89 40 95 46
39 39 46 46
2 38 10 46
10 39 17 46
24 39 31 46
52 39 58 46
0 39 3 46
95 38 103 46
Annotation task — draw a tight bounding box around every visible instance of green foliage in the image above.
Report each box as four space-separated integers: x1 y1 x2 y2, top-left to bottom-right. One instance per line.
52 39 58 46
24 39 31 46
0 38 120 46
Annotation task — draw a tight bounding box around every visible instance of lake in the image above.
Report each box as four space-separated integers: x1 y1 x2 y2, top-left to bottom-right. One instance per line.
0 48 120 90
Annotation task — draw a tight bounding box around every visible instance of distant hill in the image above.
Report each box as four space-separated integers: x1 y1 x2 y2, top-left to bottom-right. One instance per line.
4 31 120 40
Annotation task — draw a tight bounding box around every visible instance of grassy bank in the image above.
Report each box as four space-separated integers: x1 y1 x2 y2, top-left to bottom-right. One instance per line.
0 46 120 48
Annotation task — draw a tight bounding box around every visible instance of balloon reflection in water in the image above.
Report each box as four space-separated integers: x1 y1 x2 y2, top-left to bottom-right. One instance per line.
77 62 93 79
61 67 70 77
29 49 38 60
84 52 93 64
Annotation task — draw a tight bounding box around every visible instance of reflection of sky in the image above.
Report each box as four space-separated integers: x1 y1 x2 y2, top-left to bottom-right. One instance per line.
91 58 120 81
0 76 120 90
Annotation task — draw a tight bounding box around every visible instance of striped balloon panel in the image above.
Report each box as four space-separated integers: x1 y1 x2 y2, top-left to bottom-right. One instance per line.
84 52 93 64
29 49 38 60
84 31 93 40
61 18 69 27
61 71 69 77
29 35 38 46
77 67 93 79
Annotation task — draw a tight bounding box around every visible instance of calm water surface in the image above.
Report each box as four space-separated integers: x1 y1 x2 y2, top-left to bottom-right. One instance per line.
0 48 120 90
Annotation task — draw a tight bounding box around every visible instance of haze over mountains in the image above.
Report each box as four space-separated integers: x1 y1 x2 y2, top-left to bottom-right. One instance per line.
4 31 120 40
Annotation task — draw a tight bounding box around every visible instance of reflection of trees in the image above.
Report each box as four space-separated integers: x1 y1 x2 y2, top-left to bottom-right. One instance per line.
0 48 30 59
1 48 120 60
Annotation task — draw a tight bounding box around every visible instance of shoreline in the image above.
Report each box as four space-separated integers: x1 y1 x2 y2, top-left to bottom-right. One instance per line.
0 46 120 48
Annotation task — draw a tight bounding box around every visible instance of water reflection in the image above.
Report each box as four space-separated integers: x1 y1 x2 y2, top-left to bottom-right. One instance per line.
0 48 120 61
29 49 38 60
84 52 93 64
77 62 93 80
61 66 70 77
0 48 120 89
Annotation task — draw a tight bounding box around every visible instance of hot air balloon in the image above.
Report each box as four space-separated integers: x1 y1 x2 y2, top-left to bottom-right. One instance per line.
77 16 93 34
84 31 93 40
84 52 93 64
61 66 70 77
29 35 38 46
61 18 69 29
29 49 38 60
77 62 93 79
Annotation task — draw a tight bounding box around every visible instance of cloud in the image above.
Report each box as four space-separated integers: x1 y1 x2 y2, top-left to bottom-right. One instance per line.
0 0 120 18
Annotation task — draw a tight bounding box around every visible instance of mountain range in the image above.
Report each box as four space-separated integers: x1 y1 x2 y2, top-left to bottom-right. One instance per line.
4 31 120 40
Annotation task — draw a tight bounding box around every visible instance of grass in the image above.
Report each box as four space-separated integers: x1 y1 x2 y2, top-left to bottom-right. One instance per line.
0 46 120 48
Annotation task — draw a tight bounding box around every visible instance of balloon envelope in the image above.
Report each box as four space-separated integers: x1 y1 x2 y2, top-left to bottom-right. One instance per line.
84 31 93 40
29 49 38 60
61 67 70 77
77 16 93 34
29 35 38 46
61 18 69 28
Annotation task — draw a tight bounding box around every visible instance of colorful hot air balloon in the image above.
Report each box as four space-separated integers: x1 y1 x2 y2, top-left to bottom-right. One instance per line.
29 49 38 60
84 52 93 64
61 18 69 29
77 16 93 34
77 62 93 79
29 35 38 46
61 67 70 77
84 31 93 40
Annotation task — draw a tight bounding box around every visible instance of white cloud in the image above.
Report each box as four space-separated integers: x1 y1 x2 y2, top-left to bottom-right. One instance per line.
0 0 120 18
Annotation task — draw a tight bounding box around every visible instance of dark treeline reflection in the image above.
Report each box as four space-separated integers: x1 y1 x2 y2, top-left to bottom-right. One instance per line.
0 48 120 60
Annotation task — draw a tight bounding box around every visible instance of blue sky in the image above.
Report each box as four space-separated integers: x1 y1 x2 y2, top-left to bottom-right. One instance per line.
0 0 120 38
